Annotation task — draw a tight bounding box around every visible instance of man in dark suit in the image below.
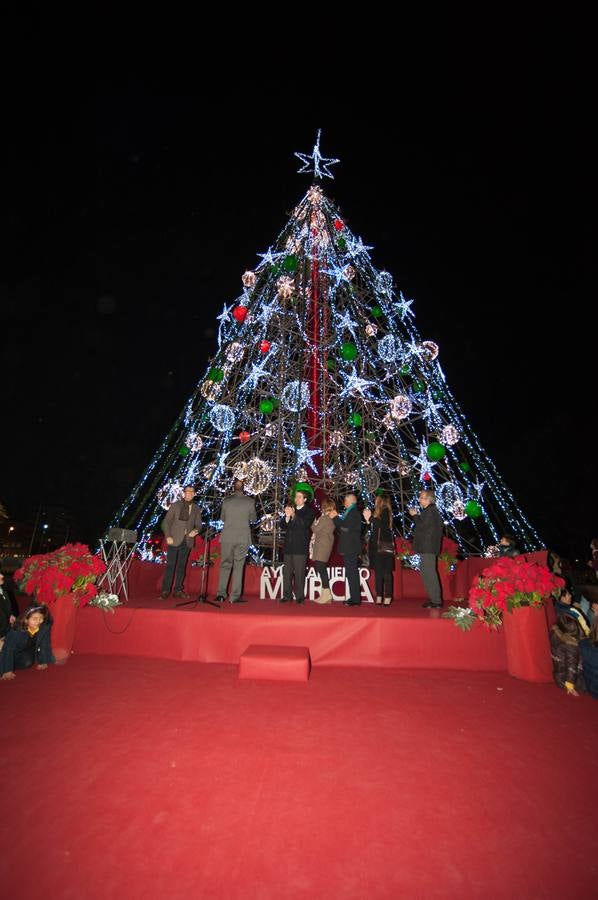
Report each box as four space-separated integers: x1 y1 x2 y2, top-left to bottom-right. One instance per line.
215 480 257 604
408 489 444 608
160 485 202 599
331 493 363 606
280 490 315 604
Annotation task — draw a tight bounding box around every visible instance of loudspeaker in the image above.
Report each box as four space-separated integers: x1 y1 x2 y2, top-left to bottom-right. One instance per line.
106 528 138 544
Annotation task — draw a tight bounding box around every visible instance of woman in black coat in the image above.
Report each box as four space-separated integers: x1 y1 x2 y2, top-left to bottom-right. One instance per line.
364 495 395 605
0 604 54 681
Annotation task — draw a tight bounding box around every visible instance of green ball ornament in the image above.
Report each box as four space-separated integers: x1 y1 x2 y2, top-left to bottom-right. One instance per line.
412 380 426 394
341 342 358 361
270 264 282 277
337 237 347 251
208 367 224 382
292 481 314 501
349 412 362 427
465 500 482 518
178 445 190 457
459 461 472 473
283 254 298 272
326 358 336 371
432 389 444 401
259 399 274 414
400 365 411 376
371 305 382 318
426 442 446 461
375 487 385 496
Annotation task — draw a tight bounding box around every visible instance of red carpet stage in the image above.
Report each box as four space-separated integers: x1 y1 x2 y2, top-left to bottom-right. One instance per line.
1 656 596 900
72 558 514 671
72 555 548 671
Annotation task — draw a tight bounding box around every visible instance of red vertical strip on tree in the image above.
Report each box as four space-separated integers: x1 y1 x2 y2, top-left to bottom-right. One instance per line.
308 258 320 474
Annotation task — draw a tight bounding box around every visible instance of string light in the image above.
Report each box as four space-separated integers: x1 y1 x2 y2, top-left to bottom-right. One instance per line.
185 433 203 452
389 395 412 421
277 276 294 299
244 458 273 495
419 341 439 362
440 425 460 446
209 404 235 432
281 380 310 412
201 380 222 402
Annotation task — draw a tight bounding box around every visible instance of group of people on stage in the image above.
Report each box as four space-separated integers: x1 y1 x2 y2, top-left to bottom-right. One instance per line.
158 480 445 609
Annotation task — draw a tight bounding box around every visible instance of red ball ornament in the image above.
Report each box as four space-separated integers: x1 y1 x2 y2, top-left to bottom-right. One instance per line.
334 218 345 231
423 473 431 482
233 305 248 323
259 340 271 354
239 430 251 444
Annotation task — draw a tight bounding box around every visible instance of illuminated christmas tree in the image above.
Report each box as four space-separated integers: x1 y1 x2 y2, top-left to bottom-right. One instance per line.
109 132 542 559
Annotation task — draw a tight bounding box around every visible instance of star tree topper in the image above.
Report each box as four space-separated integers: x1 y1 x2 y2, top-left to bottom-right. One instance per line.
295 130 340 181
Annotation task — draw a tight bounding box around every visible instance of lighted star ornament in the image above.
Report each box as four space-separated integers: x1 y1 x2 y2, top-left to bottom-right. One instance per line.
286 431 321 474
295 130 340 180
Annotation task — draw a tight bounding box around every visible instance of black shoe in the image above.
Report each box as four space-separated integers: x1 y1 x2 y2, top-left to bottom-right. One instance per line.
422 600 442 609
173 590 191 600
280 597 292 603
296 599 305 605
214 595 226 603
229 597 248 604
343 600 361 606
160 591 170 600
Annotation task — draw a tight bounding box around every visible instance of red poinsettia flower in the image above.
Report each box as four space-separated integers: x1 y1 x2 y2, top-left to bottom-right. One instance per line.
16 544 107 607
467 556 563 629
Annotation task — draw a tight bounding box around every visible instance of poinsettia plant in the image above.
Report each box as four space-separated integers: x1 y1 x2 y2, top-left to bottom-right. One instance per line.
15 543 107 607
444 556 564 630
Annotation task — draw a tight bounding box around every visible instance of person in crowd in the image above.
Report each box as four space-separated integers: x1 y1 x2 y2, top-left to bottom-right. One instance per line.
160 485 202 599
0 604 54 681
310 498 337 604
363 494 395 605
215 480 257 604
553 587 590 637
280 490 315 604
549 614 585 697
0 572 18 638
497 534 521 557
408 489 444 609
330 493 363 606
588 538 598 581
580 619 598 700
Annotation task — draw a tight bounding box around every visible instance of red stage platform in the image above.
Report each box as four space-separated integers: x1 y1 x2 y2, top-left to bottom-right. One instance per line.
72 554 548 673
74 591 507 672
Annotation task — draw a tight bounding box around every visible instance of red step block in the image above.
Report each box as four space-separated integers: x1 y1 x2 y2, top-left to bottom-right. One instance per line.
238 644 311 682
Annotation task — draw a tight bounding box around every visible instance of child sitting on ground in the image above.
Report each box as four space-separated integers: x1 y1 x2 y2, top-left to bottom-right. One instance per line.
549 614 585 697
0 604 54 681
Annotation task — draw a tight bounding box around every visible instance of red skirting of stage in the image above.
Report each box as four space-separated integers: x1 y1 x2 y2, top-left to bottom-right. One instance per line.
74 593 508 671
73 555 550 672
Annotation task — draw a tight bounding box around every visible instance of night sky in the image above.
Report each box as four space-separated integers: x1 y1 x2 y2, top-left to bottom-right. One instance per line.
3 74 593 560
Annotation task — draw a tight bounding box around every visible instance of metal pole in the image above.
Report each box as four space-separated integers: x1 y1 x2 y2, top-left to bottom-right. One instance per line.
27 501 42 556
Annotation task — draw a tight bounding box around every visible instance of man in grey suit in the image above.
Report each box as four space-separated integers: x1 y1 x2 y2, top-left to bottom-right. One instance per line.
160 485 202 599
215 480 257 604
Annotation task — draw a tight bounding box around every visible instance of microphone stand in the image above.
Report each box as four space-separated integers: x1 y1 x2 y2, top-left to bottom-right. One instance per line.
176 528 221 609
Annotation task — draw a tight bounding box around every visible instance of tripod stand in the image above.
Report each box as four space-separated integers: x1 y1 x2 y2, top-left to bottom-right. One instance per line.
176 529 221 609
